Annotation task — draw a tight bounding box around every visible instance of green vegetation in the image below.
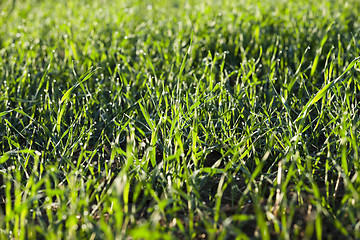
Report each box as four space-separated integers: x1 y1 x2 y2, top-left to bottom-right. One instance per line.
1 0 360 239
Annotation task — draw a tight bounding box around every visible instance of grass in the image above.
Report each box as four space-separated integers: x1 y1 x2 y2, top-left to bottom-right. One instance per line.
0 0 360 239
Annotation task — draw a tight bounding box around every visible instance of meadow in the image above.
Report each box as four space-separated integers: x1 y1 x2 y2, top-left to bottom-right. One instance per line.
0 0 360 239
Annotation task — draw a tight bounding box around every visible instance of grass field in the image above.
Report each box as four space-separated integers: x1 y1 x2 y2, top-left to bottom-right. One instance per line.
1 0 360 239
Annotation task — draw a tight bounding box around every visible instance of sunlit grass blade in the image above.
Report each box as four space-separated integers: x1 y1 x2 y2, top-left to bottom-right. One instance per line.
60 67 99 104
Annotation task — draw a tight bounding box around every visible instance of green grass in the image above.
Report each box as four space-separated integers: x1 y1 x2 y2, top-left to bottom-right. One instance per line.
1 0 360 239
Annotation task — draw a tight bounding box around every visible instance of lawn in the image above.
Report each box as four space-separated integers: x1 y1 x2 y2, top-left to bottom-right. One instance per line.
0 0 360 239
